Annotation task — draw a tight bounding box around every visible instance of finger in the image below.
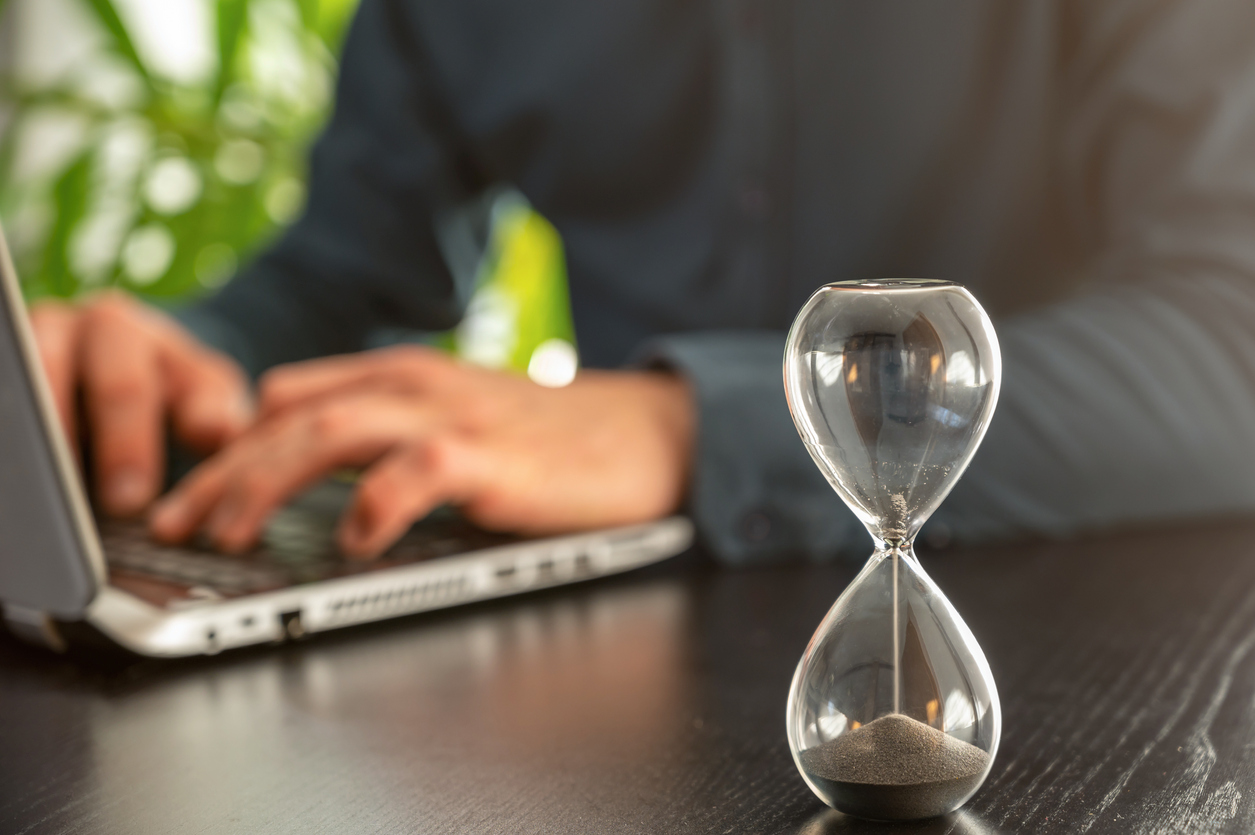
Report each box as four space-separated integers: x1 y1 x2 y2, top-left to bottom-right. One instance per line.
338 436 489 560
152 396 436 552
81 297 165 516
258 345 456 417
148 450 233 544
28 301 82 449
161 338 253 451
205 399 435 553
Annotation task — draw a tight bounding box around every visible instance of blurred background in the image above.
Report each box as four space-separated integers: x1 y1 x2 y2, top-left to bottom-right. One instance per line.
0 0 578 382
0 0 356 302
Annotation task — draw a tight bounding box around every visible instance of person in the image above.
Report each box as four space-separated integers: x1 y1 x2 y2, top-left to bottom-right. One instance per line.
29 0 1255 564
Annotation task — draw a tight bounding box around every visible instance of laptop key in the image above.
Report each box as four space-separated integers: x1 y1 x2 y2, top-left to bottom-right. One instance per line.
101 523 288 593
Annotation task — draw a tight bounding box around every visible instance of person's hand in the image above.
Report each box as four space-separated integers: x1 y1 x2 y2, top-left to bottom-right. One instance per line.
29 291 252 516
149 345 694 559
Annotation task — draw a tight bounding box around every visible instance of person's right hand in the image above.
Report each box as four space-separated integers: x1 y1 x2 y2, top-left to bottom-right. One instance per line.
29 291 252 517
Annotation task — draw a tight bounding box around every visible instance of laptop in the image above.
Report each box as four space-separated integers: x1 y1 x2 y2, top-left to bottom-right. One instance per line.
0 233 693 657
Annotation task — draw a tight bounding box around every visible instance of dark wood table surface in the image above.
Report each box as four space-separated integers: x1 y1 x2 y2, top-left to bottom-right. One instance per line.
3 517 1255 834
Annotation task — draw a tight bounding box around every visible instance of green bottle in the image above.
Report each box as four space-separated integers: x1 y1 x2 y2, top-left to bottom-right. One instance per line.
449 191 578 386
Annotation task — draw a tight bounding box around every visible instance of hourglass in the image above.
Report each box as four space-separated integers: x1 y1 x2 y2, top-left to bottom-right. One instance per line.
783 280 1001 821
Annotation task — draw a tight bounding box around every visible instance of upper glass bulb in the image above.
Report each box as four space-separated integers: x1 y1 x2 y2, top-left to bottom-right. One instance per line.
783 279 1002 820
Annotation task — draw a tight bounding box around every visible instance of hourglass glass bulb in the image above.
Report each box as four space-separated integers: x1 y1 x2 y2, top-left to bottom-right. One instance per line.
783 280 1002 820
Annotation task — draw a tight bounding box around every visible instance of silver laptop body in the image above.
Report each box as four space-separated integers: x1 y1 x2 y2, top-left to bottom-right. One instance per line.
0 232 693 657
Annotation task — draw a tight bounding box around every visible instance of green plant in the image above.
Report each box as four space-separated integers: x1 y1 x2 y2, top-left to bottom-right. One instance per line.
0 0 359 302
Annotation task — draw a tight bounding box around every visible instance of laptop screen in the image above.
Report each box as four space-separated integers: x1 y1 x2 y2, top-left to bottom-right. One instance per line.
0 229 105 618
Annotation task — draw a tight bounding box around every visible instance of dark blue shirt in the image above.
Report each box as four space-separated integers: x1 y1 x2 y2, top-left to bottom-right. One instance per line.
183 0 1255 563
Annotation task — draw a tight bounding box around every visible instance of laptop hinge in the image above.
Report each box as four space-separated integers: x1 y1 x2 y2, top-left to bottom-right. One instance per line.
4 604 67 653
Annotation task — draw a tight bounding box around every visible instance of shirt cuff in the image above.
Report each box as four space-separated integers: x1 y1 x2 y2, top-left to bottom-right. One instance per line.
636 331 864 566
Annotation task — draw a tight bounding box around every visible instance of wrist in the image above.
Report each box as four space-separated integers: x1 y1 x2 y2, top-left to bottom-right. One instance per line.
568 368 696 517
634 370 695 511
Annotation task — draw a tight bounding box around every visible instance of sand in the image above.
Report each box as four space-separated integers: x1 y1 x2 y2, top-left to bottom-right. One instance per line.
797 713 990 820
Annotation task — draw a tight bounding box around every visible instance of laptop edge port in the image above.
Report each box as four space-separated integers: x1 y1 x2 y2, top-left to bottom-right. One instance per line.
280 611 304 640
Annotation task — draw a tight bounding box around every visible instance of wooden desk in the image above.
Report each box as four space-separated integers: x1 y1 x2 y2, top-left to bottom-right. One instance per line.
1 519 1252 834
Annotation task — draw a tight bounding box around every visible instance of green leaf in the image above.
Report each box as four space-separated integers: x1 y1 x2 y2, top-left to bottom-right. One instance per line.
295 0 319 32
81 0 152 83
0 123 19 195
213 0 249 105
0 106 34 196
5 87 113 119
3 0 361 303
40 149 95 298
313 0 360 50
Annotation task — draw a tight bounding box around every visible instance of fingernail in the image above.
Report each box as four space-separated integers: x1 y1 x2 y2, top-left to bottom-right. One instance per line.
207 499 257 553
149 498 186 536
216 534 251 555
230 392 255 425
338 514 374 560
189 393 252 437
344 541 380 561
107 469 149 513
206 500 240 540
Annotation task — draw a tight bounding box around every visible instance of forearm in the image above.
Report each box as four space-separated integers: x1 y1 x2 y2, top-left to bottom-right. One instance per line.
934 274 1255 546
641 331 864 565
646 274 1255 564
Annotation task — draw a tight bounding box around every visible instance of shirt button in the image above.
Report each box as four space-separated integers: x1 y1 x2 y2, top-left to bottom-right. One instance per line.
739 510 773 542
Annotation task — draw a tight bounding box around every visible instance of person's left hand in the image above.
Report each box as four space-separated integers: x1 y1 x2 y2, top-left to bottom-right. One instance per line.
148 345 694 559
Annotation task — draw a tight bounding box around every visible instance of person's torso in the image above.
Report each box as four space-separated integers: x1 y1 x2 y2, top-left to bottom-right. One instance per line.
408 0 1078 366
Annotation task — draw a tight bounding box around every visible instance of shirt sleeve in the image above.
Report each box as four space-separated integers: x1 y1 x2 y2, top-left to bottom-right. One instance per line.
176 0 473 378
935 0 1255 547
647 281 1255 566
639 332 866 566
648 1 1255 565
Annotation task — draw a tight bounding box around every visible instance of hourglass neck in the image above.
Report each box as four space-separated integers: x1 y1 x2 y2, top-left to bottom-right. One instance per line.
872 537 917 560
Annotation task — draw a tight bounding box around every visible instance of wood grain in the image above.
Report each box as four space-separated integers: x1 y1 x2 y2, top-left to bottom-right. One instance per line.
2 519 1255 833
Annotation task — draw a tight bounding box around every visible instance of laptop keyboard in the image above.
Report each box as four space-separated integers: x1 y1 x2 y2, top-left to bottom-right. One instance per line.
99 493 519 597
102 524 290 594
